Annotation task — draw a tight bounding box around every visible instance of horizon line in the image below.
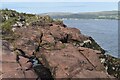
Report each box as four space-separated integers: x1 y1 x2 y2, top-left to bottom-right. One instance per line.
1 8 118 14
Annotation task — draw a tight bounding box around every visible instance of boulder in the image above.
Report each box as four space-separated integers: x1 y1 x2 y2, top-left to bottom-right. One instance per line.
40 44 113 78
1 54 37 79
1 40 38 79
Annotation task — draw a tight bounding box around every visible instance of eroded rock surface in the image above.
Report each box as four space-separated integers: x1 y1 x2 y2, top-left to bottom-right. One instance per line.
1 42 38 79
1 15 119 79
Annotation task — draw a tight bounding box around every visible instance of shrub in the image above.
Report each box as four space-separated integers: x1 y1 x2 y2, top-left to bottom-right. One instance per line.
54 19 63 25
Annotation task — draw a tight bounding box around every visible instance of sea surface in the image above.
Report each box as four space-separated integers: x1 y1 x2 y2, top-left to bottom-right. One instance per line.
64 19 118 58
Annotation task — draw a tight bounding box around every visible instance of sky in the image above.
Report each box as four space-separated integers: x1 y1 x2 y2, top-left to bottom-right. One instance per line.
0 0 120 2
0 2 118 14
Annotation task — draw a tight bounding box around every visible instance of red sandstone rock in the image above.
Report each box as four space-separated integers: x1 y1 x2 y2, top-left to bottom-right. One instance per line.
1 43 38 79
42 34 55 43
1 22 115 79
41 44 112 78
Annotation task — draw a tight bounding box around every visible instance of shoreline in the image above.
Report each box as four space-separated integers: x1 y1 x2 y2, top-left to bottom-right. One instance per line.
1 9 120 79
63 19 118 58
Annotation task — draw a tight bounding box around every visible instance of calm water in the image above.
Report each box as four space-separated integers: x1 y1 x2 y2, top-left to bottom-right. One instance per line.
64 19 118 58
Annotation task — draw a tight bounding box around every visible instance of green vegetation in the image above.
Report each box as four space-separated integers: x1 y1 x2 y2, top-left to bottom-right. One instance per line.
1 18 17 33
0 9 37 41
82 37 105 53
60 44 66 49
53 19 63 25
43 15 54 23
104 55 120 78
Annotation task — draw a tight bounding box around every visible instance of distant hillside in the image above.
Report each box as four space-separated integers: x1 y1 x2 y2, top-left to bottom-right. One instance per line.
43 11 118 20
41 12 73 16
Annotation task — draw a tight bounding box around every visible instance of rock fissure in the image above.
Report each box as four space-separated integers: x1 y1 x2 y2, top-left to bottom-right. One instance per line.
1 9 120 79
79 51 96 69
